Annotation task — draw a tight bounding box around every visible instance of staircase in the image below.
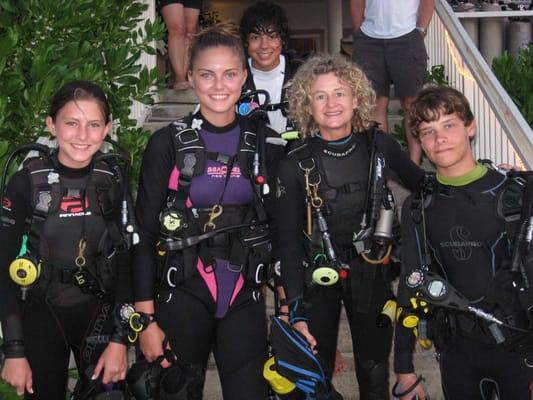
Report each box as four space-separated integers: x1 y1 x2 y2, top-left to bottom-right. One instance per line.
144 88 199 133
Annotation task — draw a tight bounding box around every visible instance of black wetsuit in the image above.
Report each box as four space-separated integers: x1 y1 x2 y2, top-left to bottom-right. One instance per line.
0 156 131 399
132 113 282 400
395 167 533 399
276 130 423 400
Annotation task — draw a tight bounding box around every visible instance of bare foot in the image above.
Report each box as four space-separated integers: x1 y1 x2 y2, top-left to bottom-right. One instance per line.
334 349 347 375
172 81 190 91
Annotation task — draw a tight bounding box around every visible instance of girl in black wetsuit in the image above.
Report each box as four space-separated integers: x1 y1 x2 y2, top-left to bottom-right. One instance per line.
275 54 424 400
0 81 132 398
133 23 280 399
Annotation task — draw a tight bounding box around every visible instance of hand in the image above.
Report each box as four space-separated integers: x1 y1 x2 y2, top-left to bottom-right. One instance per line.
1 357 33 396
292 321 317 353
395 373 427 400
92 342 127 384
498 163 523 172
278 305 289 324
138 322 171 368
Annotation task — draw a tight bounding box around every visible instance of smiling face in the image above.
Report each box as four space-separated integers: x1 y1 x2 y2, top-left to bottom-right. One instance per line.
309 72 358 140
46 99 111 168
418 111 477 177
188 45 247 126
246 28 283 71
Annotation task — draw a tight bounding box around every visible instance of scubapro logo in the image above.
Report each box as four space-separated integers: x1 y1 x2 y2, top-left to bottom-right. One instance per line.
322 143 356 158
440 226 482 261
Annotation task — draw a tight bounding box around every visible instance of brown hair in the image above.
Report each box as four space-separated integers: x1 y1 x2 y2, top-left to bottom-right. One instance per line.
287 54 375 138
189 22 246 71
50 81 110 123
409 85 474 138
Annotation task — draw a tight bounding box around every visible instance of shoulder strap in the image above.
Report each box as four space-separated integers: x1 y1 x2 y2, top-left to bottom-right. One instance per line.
288 141 320 186
169 116 206 210
169 115 261 211
409 173 438 270
237 116 257 180
25 155 61 257
498 173 528 223
91 156 121 220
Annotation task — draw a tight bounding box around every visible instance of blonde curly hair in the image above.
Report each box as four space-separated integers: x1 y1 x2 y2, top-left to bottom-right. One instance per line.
287 54 376 138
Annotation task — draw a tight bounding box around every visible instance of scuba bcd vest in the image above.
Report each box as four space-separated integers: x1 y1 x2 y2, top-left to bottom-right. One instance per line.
287 125 398 288
156 115 273 291
1 140 135 300
404 164 533 350
240 52 303 128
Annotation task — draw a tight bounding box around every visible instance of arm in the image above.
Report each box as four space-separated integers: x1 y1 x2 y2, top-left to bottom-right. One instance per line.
376 132 425 191
0 171 31 348
350 0 366 31
417 0 435 30
393 196 427 399
131 126 175 367
132 127 175 302
275 155 306 303
0 170 34 395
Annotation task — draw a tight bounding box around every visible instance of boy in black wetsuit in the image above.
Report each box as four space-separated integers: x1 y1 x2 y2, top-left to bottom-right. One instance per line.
394 86 533 399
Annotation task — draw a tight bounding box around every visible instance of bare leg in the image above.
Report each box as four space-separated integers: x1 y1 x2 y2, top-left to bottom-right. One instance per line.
161 4 189 89
373 96 389 132
401 96 422 165
182 7 200 79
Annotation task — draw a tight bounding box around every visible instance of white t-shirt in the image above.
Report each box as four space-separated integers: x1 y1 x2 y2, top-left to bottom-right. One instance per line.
360 0 420 39
249 55 287 134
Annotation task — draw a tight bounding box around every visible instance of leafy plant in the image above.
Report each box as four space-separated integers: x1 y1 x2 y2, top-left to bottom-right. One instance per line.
492 45 533 127
426 64 450 86
0 0 165 184
118 127 152 187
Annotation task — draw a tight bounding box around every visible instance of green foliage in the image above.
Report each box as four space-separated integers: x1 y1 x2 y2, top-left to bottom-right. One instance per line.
0 0 165 184
390 117 407 149
492 45 533 127
426 64 450 86
0 380 17 400
116 126 151 186
391 64 449 147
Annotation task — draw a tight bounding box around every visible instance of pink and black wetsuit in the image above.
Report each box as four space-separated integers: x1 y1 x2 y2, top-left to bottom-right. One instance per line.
133 112 281 399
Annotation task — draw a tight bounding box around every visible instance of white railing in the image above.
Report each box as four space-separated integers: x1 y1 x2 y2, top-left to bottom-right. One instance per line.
427 0 533 169
129 0 157 126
